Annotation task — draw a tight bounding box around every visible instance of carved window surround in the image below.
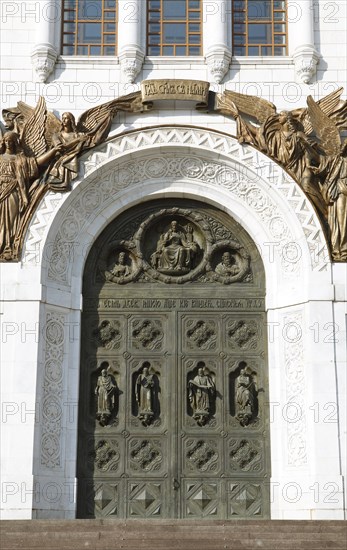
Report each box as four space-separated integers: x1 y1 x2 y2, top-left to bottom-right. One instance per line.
32 0 319 84
57 55 120 67
230 56 291 65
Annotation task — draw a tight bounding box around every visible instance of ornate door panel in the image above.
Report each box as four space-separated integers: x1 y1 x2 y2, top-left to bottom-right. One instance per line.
77 200 269 519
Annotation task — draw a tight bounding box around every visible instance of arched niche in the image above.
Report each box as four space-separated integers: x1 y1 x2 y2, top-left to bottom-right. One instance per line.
28 127 340 520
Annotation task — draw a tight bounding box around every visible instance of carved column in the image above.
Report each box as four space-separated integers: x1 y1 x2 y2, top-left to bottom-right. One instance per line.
118 0 144 83
31 0 59 83
289 0 320 84
203 0 231 84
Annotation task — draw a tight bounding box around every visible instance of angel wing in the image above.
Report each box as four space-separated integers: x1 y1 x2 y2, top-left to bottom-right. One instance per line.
17 100 61 148
307 95 342 156
215 90 277 123
2 98 61 150
292 87 345 135
20 96 49 157
330 97 347 130
76 91 144 134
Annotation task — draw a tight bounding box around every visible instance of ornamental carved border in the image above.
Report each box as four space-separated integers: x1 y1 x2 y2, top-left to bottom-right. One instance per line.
3 83 345 263
46 150 317 284
23 128 329 278
40 311 66 469
283 312 307 467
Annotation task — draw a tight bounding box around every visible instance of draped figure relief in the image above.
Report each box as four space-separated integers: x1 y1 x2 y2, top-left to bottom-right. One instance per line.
215 87 347 261
1 83 346 261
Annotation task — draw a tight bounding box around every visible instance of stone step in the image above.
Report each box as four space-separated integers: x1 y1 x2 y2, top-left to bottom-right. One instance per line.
1 520 346 550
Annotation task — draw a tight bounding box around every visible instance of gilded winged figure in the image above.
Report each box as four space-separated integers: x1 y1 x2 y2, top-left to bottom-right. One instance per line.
215 87 347 261
0 92 148 260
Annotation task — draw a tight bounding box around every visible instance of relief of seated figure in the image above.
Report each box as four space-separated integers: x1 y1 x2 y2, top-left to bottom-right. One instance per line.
151 220 199 274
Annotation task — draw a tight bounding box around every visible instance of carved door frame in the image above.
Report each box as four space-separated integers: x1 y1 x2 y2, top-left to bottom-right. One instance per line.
32 127 342 520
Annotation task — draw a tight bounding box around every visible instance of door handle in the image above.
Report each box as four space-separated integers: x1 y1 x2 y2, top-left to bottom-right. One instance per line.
172 478 180 490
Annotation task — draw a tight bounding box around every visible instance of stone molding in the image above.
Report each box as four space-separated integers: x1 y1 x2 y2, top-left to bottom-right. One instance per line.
47 152 301 285
40 311 66 470
23 127 328 279
119 48 145 83
283 311 307 467
205 48 231 84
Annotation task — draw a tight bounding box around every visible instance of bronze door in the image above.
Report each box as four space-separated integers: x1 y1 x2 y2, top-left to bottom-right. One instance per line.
77 200 270 519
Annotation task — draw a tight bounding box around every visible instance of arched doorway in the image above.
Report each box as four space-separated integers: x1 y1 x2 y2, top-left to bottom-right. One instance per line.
77 198 270 519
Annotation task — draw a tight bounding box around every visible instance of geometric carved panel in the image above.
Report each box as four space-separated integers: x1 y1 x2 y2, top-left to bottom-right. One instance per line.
92 318 122 350
88 438 121 474
185 481 219 517
229 482 263 517
130 317 165 351
93 482 119 518
185 438 220 474
129 438 164 473
226 318 260 352
182 317 218 352
228 438 263 473
128 482 163 517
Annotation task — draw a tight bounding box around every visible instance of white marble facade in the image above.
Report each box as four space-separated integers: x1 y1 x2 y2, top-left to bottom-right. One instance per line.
0 1 346 520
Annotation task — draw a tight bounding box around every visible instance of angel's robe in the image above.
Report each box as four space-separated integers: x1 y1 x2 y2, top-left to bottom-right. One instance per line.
48 130 85 191
0 153 38 258
47 113 112 191
318 155 347 261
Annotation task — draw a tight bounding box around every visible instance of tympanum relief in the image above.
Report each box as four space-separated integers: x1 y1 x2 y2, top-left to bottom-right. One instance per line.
98 208 252 285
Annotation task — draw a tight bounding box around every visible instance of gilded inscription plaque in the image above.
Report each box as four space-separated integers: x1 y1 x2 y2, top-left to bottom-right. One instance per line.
141 79 210 105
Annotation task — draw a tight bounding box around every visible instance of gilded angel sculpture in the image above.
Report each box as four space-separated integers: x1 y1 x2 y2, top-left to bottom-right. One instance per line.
0 91 148 261
0 99 63 260
215 87 347 261
306 96 347 261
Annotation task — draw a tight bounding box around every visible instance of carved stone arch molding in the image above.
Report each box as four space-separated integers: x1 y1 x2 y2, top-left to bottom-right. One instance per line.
24 126 330 291
30 126 340 519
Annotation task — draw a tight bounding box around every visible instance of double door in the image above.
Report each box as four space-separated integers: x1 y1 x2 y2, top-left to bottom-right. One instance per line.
77 296 269 519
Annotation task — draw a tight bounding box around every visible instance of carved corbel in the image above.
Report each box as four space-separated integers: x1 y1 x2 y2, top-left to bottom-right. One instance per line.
31 43 58 83
205 48 231 84
119 48 144 84
293 44 320 84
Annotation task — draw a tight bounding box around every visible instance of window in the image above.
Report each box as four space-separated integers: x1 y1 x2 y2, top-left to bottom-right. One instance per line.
62 0 117 56
233 0 287 56
147 0 202 56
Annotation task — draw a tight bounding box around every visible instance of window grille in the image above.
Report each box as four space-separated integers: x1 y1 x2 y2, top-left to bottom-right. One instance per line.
147 0 202 56
233 0 287 56
62 0 117 56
